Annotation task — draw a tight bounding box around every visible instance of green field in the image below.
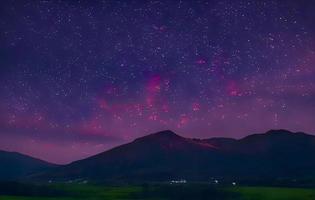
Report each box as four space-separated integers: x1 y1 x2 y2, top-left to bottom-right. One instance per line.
0 183 142 200
1 183 315 200
230 187 315 200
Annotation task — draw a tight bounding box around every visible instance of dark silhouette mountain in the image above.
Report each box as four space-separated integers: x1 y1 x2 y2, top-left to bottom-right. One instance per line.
0 150 57 180
27 129 315 183
37 130 222 181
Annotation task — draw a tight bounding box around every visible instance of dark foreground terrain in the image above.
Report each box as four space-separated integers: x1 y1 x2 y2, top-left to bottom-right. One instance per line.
1 182 315 200
2 130 315 199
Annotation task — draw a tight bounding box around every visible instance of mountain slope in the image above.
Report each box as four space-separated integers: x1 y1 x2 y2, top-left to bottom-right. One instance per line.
35 129 315 182
41 130 222 181
0 150 57 180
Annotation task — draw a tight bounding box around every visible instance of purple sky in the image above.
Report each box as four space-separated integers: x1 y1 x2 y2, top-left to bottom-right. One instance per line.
0 0 315 164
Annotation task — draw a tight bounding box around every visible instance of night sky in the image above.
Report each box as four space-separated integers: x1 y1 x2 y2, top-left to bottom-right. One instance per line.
0 0 315 164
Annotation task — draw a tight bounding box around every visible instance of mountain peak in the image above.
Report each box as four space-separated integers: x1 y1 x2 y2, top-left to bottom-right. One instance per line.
133 130 182 143
265 129 293 135
151 130 180 137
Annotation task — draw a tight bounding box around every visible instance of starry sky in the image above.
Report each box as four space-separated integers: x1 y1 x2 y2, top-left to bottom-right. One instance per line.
0 0 315 164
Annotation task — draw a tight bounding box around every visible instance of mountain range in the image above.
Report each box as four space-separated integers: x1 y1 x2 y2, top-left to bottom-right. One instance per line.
0 150 57 180
1 129 315 183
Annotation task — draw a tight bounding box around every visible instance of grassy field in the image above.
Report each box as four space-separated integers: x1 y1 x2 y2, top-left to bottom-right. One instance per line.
230 186 315 200
0 183 143 200
1 183 315 200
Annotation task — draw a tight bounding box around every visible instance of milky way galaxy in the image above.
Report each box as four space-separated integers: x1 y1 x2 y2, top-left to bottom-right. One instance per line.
0 0 315 164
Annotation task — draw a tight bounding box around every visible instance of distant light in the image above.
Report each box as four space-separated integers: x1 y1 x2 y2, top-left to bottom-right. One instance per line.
232 182 236 186
170 179 187 184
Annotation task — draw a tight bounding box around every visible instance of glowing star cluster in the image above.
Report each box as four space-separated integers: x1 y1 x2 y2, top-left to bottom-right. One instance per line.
0 0 315 164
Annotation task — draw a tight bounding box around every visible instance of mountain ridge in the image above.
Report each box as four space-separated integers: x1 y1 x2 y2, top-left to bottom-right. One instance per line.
2 129 315 182
29 129 315 182
0 150 58 181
